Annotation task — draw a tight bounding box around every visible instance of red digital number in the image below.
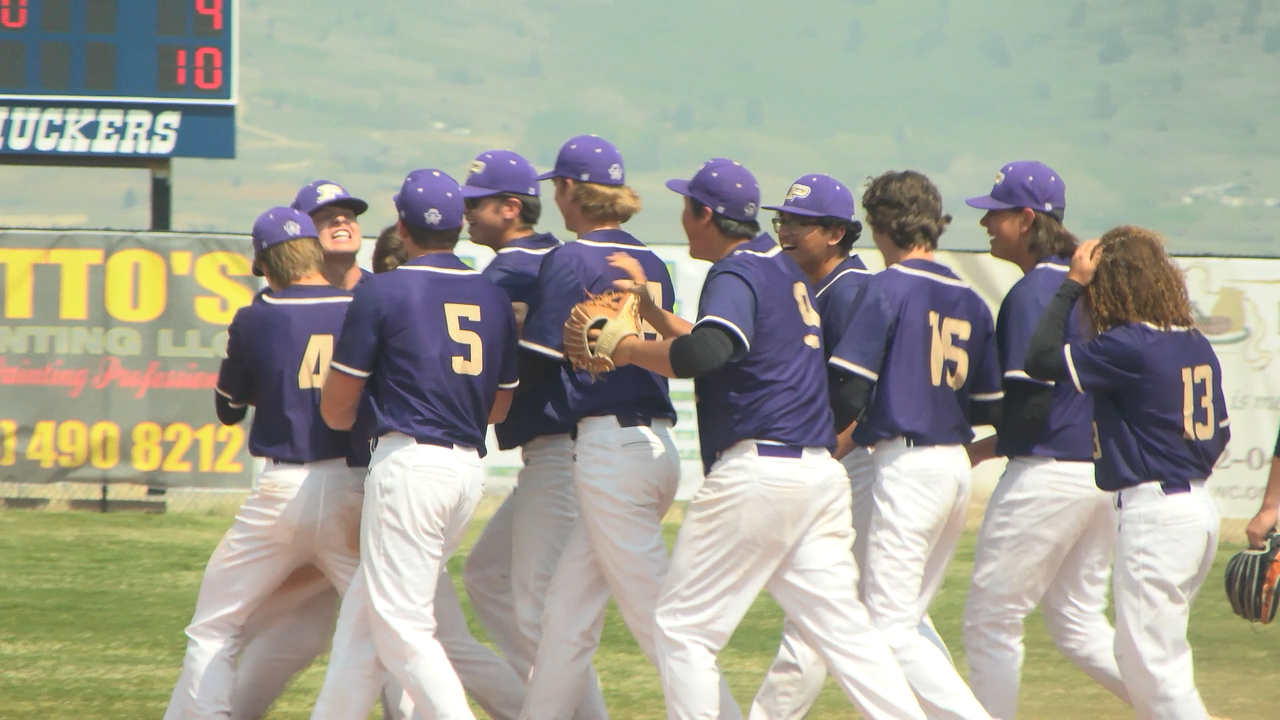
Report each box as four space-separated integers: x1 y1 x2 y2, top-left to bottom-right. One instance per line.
195 0 222 31
1 0 27 30
194 47 221 90
175 49 187 86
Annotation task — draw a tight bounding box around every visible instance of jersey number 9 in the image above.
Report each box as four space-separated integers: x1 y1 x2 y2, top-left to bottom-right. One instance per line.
446 303 484 376
792 283 821 349
929 311 971 390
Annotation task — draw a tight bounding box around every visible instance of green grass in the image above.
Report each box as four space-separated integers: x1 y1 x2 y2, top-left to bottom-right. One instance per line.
0 506 1276 719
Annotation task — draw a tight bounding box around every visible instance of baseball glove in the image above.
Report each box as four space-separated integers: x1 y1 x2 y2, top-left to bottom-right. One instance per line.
1225 531 1280 623
563 290 642 379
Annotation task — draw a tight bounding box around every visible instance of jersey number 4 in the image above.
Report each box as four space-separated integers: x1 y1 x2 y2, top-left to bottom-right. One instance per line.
445 303 484 376
928 311 971 389
1181 364 1215 441
298 334 335 390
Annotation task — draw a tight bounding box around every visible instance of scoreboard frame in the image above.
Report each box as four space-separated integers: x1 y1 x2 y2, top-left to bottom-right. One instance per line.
0 0 240 230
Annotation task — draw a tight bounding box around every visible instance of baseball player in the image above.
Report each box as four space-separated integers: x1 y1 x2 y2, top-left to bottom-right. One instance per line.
961 162 1129 719
372 223 408 273
597 158 924 719
1024 228 1228 720
749 175 953 719
458 149 610 718
829 170 1001 718
310 168 520 720
516 136 737 719
1246 427 1280 548
292 179 370 291
165 207 364 719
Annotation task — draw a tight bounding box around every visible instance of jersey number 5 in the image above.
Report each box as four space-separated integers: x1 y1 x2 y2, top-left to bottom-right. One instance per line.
929 311 971 389
1181 364 1215 441
446 303 484 376
792 283 821 349
298 334 334 390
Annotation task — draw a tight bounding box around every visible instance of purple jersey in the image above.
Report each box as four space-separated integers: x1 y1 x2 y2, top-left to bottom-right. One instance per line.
520 229 676 424
346 267 377 468
813 254 872 361
831 258 1002 447
216 284 354 463
1065 323 1229 491
693 234 835 470
996 256 1094 460
331 252 519 456
483 233 574 450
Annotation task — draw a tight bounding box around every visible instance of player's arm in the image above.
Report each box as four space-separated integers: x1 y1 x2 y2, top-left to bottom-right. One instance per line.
1246 427 1280 548
213 314 252 425
1026 240 1102 382
322 284 382 431
490 305 520 425
490 389 514 424
607 252 693 337
613 273 751 379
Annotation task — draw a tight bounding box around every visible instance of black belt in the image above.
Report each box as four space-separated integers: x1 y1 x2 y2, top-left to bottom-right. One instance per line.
755 443 805 459
1116 479 1196 508
268 459 304 466
570 415 651 440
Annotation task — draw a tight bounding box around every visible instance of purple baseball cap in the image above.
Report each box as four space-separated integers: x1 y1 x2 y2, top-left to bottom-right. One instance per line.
965 161 1065 221
666 158 760 223
460 150 541 199
762 174 856 221
291 179 369 216
394 169 464 230
251 206 317 276
537 135 626 186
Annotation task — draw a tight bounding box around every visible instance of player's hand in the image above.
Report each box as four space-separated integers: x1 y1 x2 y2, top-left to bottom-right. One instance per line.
1068 238 1102 286
607 252 655 307
1246 506 1278 549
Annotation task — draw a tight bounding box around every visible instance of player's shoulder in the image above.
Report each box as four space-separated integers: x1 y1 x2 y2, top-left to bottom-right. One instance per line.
816 255 873 301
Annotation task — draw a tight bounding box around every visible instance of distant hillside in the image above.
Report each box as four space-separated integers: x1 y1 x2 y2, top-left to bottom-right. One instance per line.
1 0 1278 255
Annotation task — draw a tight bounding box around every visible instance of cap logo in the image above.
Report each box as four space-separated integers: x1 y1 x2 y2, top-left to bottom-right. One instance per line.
424 208 443 226
1045 202 1053 211
283 220 301 236
315 183 345 203
608 163 623 181
785 183 812 202
579 172 590 181
469 160 486 176
743 202 757 218
994 171 1006 186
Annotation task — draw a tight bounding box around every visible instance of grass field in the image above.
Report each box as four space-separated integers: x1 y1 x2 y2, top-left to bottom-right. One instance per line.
1 502 1278 719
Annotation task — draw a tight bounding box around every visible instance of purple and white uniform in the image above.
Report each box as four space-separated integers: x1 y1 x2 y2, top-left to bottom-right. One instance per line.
830 256 1000 719
655 160 924 720
311 170 520 720
166 209 366 720
964 255 1129 719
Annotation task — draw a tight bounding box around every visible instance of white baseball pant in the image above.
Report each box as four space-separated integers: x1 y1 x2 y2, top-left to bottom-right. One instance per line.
863 439 991 719
749 447 952 720
520 417 738 720
464 488 523 670
1112 480 1218 720
311 434 486 720
233 565 337 720
655 441 925 720
963 457 1128 719
164 458 364 720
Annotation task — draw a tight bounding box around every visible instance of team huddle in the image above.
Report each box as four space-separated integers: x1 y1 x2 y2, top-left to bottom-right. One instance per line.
163 136 1233 720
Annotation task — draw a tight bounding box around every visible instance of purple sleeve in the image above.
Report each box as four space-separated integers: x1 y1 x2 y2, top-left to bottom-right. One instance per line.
997 281 1052 386
331 283 384 379
692 271 756 361
519 250 581 360
499 304 520 390
970 308 1004 403
1065 326 1143 393
829 281 892 382
215 312 253 406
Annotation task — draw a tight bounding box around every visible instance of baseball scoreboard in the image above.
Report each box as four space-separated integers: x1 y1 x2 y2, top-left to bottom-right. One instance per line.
0 0 236 159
